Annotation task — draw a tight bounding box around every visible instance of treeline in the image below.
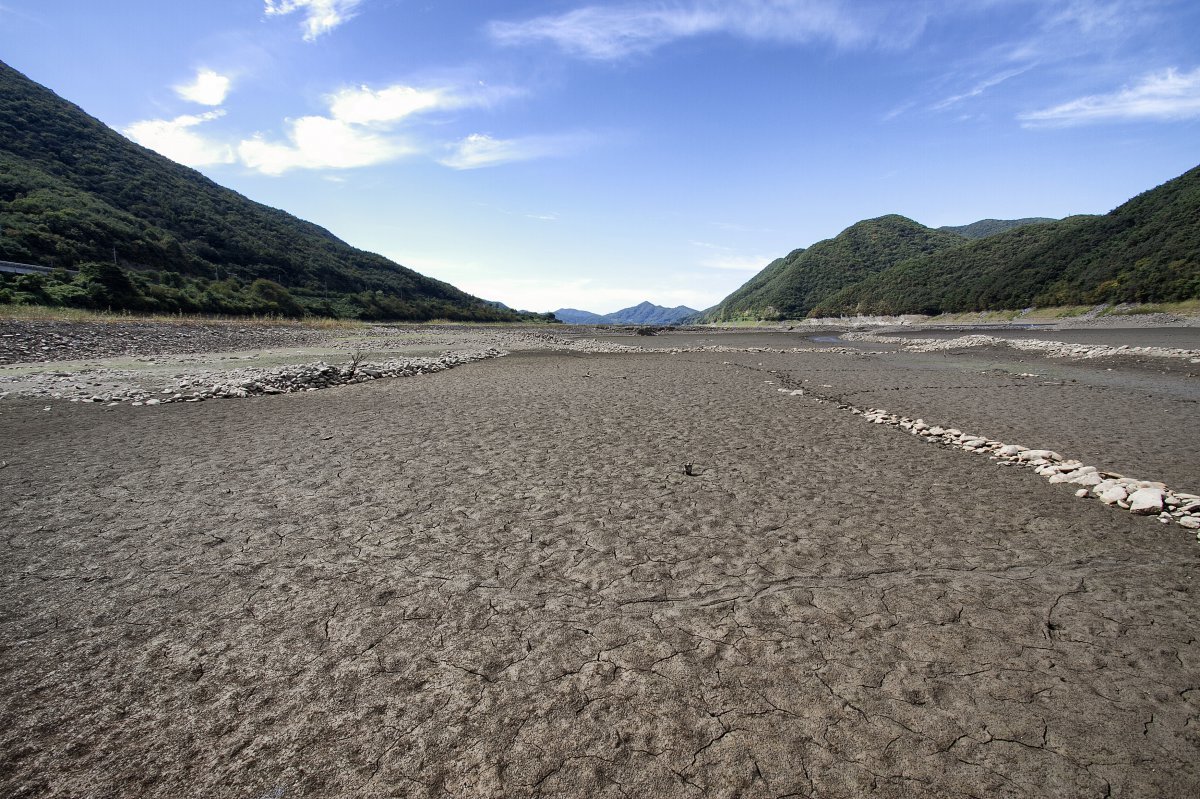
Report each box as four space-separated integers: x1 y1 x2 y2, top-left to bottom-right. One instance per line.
0 263 545 321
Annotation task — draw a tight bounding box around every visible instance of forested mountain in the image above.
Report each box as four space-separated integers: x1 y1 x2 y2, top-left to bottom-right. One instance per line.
707 164 1199 320
705 215 965 321
938 218 1055 239
0 60 535 321
823 164 1200 315
554 301 699 325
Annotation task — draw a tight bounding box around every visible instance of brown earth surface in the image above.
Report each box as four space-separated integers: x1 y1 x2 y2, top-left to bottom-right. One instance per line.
2 332 1199 798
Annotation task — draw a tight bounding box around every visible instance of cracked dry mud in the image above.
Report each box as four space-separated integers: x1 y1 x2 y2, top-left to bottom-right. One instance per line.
2 343 1200 798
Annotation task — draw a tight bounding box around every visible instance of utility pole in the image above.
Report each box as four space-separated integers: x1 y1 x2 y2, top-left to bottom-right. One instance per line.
112 245 117 265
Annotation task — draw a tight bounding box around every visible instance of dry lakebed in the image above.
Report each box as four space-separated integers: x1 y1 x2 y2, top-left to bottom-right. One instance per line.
2 318 1199 798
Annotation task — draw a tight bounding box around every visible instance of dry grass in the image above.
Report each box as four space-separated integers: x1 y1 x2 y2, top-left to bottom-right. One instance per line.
0 304 367 329
1103 299 1200 317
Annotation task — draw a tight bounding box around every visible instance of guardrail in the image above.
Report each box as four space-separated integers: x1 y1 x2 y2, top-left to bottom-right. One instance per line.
0 260 78 276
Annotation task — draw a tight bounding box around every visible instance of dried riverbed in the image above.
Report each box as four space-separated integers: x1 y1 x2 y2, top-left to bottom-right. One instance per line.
2 320 1198 798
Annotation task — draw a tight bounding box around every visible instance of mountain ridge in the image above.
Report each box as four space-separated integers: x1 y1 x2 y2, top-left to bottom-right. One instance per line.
938 218 1056 240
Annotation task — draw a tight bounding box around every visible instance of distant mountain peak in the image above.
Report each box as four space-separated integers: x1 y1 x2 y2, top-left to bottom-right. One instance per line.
554 301 698 325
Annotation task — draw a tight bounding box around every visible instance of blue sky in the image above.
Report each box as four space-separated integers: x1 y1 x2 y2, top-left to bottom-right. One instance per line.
1 1 1198 313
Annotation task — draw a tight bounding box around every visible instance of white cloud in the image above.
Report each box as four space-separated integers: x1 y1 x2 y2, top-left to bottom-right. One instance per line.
238 116 415 175
328 84 450 124
235 80 544 175
264 0 362 41
124 111 235 167
1020 66 1200 126
488 0 930 60
439 133 580 170
174 69 232 106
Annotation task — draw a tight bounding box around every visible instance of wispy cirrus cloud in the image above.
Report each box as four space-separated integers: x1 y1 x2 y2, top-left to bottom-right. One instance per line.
174 68 232 106
326 82 523 124
930 65 1034 111
1020 66 1200 126
699 254 769 271
690 241 770 271
264 0 362 41
439 133 584 170
488 0 933 60
124 111 235 167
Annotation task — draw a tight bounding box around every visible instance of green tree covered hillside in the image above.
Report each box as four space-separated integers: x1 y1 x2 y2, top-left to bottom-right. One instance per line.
825 164 1200 315
0 60 537 321
707 164 1199 320
706 215 965 321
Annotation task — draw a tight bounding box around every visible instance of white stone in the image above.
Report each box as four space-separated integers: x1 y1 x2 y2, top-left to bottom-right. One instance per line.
1074 489 1089 498
1178 517 1200 530
1128 488 1165 515
998 445 1026 456
1019 449 1060 462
